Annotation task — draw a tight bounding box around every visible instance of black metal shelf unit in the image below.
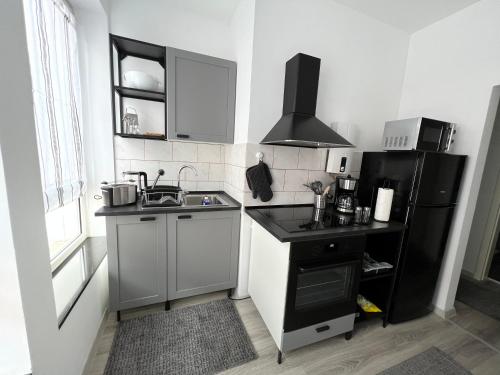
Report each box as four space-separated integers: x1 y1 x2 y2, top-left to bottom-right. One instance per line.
109 34 167 140
355 230 405 328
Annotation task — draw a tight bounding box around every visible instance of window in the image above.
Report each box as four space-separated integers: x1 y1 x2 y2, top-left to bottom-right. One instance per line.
45 199 82 261
23 0 87 265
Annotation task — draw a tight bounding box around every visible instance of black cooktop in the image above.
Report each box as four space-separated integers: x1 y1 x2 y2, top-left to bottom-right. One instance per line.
254 205 357 233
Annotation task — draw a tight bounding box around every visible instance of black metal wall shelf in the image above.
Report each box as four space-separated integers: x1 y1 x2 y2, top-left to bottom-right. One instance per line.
117 133 166 141
110 34 167 140
110 34 166 66
114 86 165 102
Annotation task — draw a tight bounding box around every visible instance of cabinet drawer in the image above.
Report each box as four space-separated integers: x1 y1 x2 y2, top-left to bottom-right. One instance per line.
291 235 366 260
281 314 355 352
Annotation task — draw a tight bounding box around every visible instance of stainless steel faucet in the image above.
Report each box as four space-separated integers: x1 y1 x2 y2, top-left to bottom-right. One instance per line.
177 165 198 189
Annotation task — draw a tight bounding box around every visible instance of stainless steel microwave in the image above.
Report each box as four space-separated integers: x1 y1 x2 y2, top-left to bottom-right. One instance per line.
382 117 456 152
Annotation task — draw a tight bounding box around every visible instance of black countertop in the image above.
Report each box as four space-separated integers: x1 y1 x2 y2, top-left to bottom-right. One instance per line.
95 191 241 216
245 204 405 242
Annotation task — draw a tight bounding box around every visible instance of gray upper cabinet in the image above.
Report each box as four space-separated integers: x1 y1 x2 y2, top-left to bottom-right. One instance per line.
106 215 167 311
167 210 240 300
167 47 236 143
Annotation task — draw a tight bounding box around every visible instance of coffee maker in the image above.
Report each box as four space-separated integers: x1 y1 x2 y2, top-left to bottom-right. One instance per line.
334 175 358 214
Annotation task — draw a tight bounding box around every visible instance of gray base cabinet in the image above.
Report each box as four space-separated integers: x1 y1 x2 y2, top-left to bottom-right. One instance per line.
167 47 236 143
167 211 240 300
106 215 167 311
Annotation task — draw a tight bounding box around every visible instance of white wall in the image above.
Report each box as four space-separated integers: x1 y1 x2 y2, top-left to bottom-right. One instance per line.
398 0 500 312
0 149 31 375
0 1 108 374
230 0 256 144
109 0 235 60
246 0 410 148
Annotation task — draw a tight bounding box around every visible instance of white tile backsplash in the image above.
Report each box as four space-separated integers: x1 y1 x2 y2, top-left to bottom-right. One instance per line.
197 181 223 191
185 163 209 181
273 146 299 169
284 170 308 192
245 143 274 167
172 142 197 162
160 161 185 181
308 170 335 187
197 144 222 163
145 140 172 161
115 137 144 160
115 159 131 179
298 148 323 170
294 191 315 204
269 169 285 192
114 137 330 206
130 160 160 181
209 163 225 181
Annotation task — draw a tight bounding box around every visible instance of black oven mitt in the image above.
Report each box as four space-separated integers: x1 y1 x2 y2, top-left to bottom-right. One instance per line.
246 161 273 202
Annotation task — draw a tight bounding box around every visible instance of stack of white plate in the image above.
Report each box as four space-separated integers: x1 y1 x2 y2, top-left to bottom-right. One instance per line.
123 70 164 92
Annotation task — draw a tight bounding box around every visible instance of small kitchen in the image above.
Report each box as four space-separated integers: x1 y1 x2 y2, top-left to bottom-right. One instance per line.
3 1 500 375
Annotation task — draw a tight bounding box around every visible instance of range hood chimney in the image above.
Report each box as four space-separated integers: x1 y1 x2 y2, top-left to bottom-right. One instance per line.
261 53 353 148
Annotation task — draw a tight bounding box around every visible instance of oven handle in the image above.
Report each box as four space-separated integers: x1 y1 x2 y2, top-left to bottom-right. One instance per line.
298 260 361 274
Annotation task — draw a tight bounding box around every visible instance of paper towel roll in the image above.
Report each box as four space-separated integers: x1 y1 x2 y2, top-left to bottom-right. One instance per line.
374 187 394 222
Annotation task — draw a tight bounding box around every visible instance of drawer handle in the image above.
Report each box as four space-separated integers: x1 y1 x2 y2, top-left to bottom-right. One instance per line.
316 325 330 333
140 217 156 222
177 134 190 139
178 215 192 220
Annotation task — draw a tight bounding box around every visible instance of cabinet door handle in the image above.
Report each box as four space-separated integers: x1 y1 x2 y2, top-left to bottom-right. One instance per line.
177 134 190 139
178 215 192 220
140 217 156 221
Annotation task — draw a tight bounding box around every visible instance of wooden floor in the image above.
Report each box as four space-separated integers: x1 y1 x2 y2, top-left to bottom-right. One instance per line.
85 292 500 375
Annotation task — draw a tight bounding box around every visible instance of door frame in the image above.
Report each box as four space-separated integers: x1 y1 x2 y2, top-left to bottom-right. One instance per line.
477 173 500 280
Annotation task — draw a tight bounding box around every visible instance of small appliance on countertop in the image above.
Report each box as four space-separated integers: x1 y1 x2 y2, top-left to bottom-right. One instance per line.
334 175 358 214
99 180 137 207
382 117 456 152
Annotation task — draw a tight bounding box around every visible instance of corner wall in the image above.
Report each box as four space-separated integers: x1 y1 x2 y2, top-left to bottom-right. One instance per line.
398 0 500 311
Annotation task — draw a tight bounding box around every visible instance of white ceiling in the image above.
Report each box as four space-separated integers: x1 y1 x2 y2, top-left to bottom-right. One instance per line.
333 0 481 33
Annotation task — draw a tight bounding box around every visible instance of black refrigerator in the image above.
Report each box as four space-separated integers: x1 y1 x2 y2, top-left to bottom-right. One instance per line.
358 151 466 323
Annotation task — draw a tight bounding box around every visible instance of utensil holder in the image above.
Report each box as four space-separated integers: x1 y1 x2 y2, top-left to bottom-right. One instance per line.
314 194 326 209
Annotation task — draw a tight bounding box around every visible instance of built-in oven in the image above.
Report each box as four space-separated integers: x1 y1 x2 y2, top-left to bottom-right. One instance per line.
284 235 365 332
382 117 456 152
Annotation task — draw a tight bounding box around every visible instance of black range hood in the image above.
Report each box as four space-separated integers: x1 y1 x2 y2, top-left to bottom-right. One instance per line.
261 53 353 148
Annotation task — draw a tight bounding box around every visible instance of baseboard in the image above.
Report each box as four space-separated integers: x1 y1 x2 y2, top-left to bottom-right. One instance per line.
433 304 457 320
82 308 109 375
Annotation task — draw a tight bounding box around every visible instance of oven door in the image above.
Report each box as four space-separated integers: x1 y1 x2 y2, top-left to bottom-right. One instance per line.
284 256 361 332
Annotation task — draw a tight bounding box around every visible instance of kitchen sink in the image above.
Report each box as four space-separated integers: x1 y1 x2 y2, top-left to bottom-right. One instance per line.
183 194 228 207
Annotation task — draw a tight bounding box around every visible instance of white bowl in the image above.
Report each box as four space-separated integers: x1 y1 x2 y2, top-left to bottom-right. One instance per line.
123 70 162 92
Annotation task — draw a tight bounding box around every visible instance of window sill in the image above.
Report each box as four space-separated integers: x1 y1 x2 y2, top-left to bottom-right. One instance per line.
52 236 107 328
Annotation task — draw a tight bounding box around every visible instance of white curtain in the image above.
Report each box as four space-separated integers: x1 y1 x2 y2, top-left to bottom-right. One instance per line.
23 0 86 212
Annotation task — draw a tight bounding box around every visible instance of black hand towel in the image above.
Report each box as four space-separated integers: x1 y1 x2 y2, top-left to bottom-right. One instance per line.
246 161 273 202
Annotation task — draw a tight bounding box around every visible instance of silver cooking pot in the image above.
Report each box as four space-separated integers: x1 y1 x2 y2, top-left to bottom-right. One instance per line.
99 181 137 207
